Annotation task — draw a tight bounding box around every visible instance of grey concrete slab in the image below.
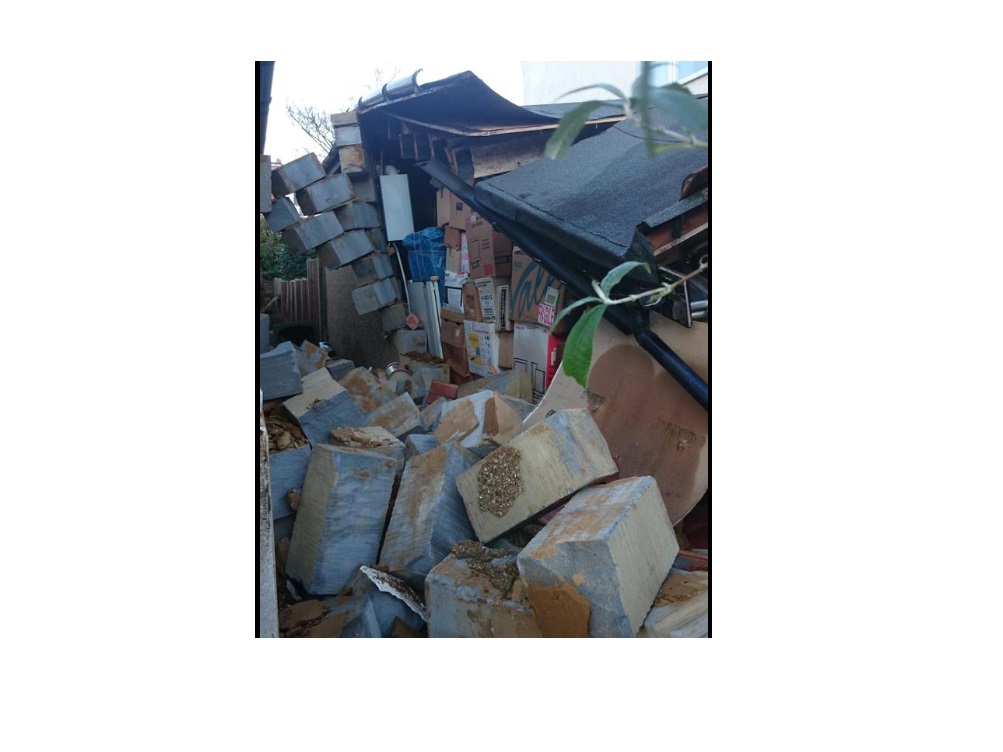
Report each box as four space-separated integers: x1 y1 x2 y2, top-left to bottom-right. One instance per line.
365 393 420 438
517 475 678 637
286 445 398 595
295 173 355 215
317 229 377 270
456 408 617 542
325 358 356 382
283 369 367 446
269 444 312 520
352 277 399 315
271 153 325 196
425 548 542 638
335 201 380 230
265 196 301 232
260 341 303 401
404 433 439 459
351 252 395 285
282 211 344 256
379 443 479 588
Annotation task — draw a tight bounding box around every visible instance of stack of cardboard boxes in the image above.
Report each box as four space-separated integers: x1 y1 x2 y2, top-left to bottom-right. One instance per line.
436 187 569 399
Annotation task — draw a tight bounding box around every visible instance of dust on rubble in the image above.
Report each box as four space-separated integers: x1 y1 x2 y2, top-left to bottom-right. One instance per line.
476 446 523 517
450 540 520 597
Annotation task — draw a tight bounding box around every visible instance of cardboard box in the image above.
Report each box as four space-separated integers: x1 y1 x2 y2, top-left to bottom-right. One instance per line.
440 317 467 350
510 247 567 330
473 276 511 327
466 213 513 277
462 281 482 321
441 341 470 378
444 226 462 251
498 331 514 369
437 188 473 229
514 323 564 402
444 271 467 312
464 320 507 378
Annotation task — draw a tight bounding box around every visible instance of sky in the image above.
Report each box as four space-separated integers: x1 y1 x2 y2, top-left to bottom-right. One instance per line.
265 59 525 161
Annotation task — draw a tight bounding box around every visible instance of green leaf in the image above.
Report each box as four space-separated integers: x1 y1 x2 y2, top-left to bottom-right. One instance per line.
545 100 607 160
599 260 650 297
648 83 708 134
562 304 608 390
550 296 601 331
559 83 628 102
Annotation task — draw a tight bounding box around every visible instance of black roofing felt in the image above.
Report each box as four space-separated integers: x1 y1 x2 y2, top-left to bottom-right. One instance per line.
474 107 708 273
357 71 626 135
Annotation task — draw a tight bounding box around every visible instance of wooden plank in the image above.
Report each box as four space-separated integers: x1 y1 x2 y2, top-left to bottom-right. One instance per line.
645 203 709 251
455 133 549 179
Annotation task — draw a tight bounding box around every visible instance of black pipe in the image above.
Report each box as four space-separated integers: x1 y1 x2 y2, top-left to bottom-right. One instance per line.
259 61 274 156
635 329 709 410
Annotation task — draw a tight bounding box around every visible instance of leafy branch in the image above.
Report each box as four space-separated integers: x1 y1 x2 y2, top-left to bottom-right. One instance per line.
544 61 708 160
551 258 709 389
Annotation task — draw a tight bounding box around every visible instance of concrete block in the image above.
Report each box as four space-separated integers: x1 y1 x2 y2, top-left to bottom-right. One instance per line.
499 395 535 423
335 124 362 146
420 398 445 433
352 278 399 315
366 393 421 438
271 153 325 196
286 445 398 595
325 358 355 382
366 227 387 251
323 597 382 637
379 443 479 587
392 328 428 357
282 369 367 446
330 110 358 127
352 252 395 285
282 211 344 256
297 340 327 375
344 568 425 637
317 229 378 270
350 173 377 203
517 475 678 637
259 314 271 354
329 426 405 480
281 597 382 638
335 201 380 230
265 195 301 232
405 433 439 458
295 172 355 215
269 444 312 520
259 155 271 213
405 365 443 402
425 543 542 638
339 143 367 174
456 408 618 542
381 303 407 333
278 597 380 638
433 390 521 452
260 341 304 401
458 370 532 402
636 569 709 638
339 367 397 413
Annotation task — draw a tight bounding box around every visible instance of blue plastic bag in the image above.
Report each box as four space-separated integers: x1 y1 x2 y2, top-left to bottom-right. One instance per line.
401 227 446 300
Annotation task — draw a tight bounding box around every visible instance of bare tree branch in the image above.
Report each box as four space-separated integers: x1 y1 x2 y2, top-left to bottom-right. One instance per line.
285 101 335 154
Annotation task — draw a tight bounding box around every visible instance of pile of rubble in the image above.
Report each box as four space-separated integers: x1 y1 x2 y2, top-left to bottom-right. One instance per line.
261 339 708 638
